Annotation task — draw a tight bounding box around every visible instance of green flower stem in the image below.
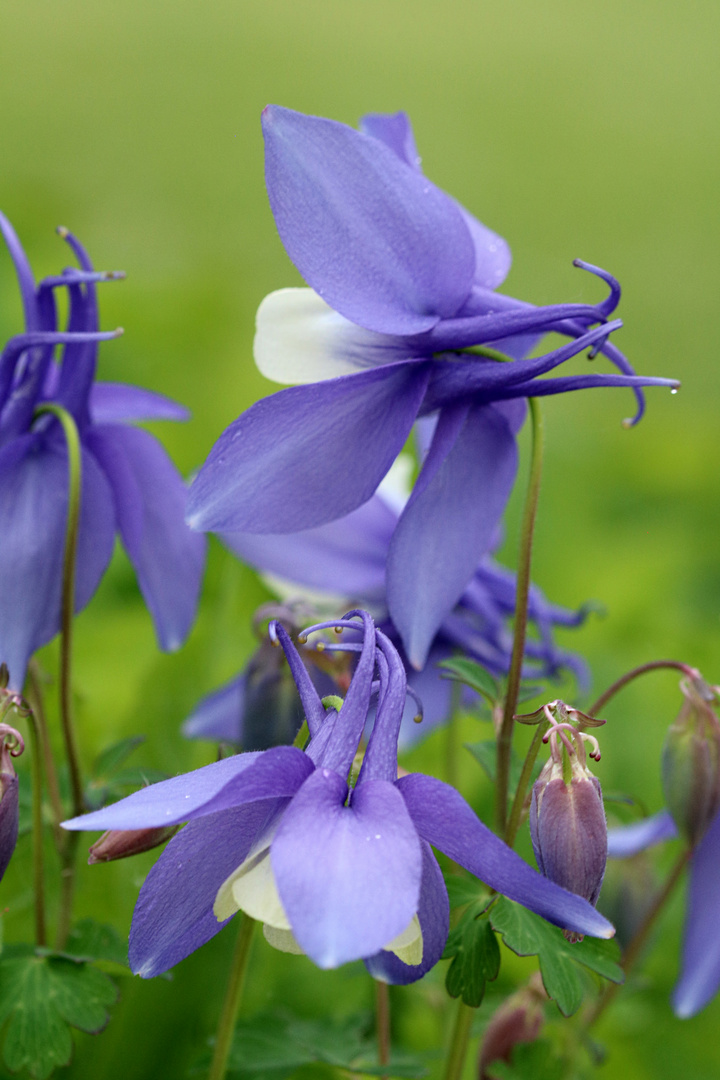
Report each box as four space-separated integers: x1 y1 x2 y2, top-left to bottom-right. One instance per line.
585 847 690 1027
495 399 544 836
442 1000 475 1080
208 915 256 1080
588 660 698 716
375 979 391 1078
26 661 64 848
23 705 47 947
34 404 85 819
504 720 549 849
445 680 462 792
34 403 85 950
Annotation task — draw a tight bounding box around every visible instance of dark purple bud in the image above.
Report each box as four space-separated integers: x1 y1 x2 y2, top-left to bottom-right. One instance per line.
88 825 179 864
0 725 23 882
662 676 720 846
530 756 607 925
478 974 545 1079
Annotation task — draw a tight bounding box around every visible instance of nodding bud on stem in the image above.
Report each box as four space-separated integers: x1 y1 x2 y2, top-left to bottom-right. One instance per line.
0 723 24 883
662 675 720 847
529 702 607 938
88 826 179 864
478 973 546 1079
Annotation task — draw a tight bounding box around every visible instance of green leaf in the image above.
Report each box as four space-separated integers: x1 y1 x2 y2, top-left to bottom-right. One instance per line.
438 658 499 704
0 952 118 1078
58 919 129 969
443 910 500 1008
444 875 493 911
465 741 534 793
489 898 623 1017
92 736 145 778
224 1012 428 1078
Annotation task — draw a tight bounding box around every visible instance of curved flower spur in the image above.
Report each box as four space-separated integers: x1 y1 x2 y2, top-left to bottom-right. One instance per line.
63 611 613 982
0 213 206 689
187 107 679 670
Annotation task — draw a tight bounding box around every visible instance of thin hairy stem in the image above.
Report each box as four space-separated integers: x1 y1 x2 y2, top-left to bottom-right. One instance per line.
34 403 85 819
26 661 64 848
495 399 544 834
585 848 690 1027
23 706 46 946
504 721 549 848
589 660 696 716
34 404 85 948
445 680 462 792
375 980 391 1078
443 1001 475 1080
207 916 256 1080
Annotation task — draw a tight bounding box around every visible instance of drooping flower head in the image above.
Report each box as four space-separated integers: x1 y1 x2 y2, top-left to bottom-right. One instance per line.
607 670 720 1017
0 213 206 689
187 107 678 669
182 601 347 748
186 460 591 750
65 611 612 981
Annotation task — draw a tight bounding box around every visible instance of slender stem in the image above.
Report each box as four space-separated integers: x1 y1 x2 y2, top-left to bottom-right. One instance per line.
375 980 391 1078
22 706 46 946
26 661 64 847
495 399 544 835
585 848 690 1027
56 831 80 949
504 721 548 848
34 403 85 819
445 680 462 791
207 916 256 1080
589 661 696 716
443 1001 475 1080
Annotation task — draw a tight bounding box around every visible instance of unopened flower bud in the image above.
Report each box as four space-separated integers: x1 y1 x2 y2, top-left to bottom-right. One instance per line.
530 753 607 931
478 974 545 1079
0 725 24 882
88 825 179 864
662 676 720 846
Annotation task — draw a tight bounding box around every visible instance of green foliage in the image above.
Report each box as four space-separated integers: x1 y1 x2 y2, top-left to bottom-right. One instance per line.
442 883 500 1007
84 735 166 811
57 919 129 971
216 1012 428 1079
0 947 117 1079
438 658 499 705
489 899 623 1017
465 740 538 794
486 1039 565 1080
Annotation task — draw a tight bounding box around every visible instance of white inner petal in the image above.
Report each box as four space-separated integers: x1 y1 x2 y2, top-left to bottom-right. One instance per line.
263 924 305 955
384 914 423 966
254 287 401 385
214 847 291 930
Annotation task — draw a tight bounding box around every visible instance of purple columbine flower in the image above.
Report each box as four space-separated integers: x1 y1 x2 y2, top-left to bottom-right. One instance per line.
0 213 206 690
187 106 678 668
607 673 720 1017
186 461 590 749
64 611 613 981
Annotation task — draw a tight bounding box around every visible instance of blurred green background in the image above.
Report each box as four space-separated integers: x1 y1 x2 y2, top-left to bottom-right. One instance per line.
1 0 719 1077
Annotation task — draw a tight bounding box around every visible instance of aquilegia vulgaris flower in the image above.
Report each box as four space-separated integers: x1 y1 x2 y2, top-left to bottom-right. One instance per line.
607 671 720 1017
65 610 612 982
0 212 206 690
187 106 678 669
186 461 589 749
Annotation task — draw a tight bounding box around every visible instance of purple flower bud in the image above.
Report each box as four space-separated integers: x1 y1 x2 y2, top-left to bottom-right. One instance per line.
0 726 23 882
530 755 607 925
478 974 545 1079
88 825 179 864
662 676 720 846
